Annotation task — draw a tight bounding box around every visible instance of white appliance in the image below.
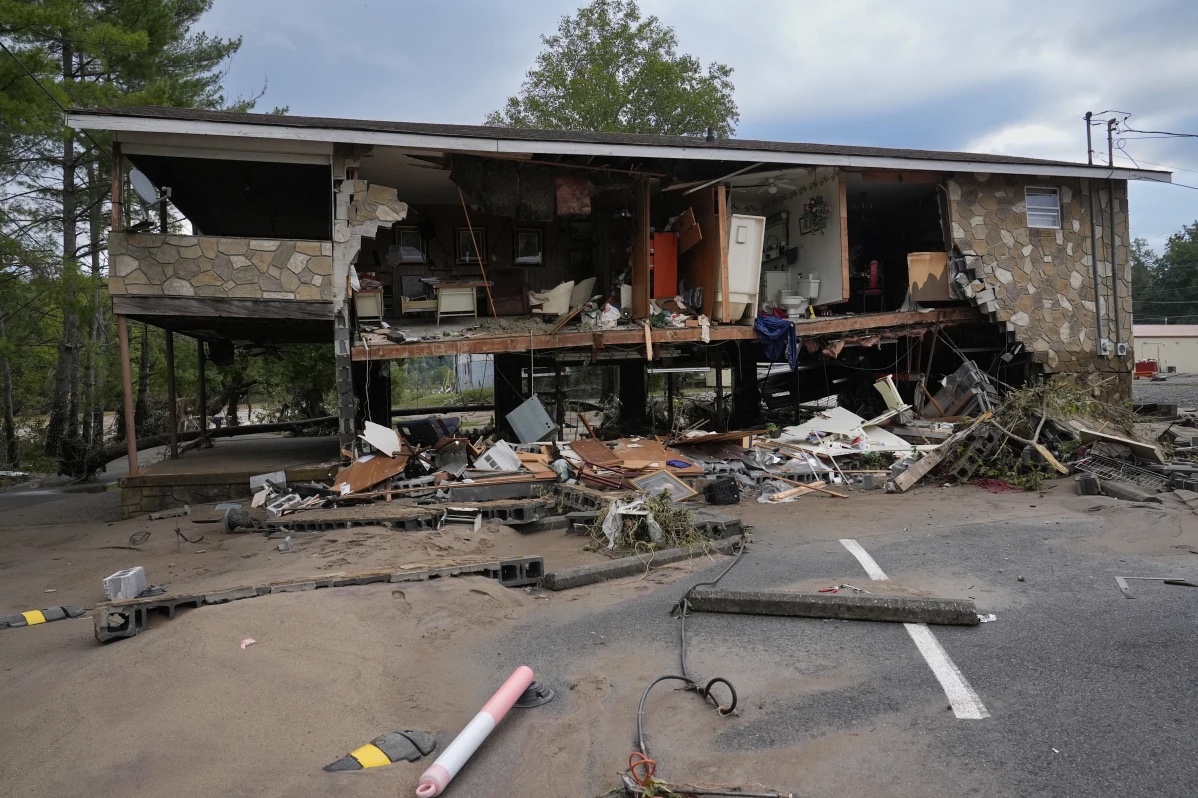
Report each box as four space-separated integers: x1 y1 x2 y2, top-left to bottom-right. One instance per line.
781 275 821 318
718 214 766 321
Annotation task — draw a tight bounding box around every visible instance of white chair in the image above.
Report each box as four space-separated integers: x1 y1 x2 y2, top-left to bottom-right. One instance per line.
530 280 575 316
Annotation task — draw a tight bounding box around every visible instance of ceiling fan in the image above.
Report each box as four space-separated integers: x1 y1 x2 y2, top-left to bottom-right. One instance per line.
737 176 797 195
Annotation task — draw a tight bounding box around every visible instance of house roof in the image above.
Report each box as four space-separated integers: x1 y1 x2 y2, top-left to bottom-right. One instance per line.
68 106 1170 183
1133 325 1198 338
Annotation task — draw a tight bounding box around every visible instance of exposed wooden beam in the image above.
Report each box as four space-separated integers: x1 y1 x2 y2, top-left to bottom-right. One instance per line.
351 308 981 361
117 315 139 475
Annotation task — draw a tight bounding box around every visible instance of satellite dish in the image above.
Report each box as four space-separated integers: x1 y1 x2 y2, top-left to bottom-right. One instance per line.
129 169 170 205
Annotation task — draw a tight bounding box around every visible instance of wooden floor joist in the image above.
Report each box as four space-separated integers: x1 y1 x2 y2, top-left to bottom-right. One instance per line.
351 308 981 361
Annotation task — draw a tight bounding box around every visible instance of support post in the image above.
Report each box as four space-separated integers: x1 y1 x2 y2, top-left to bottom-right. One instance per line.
493 353 524 439
713 346 726 432
617 360 647 432
197 339 208 440
729 341 762 429
666 372 675 432
116 315 138 475
334 305 356 448
110 142 122 230
554 363 565 435
164 330 178 459
632 178 651 319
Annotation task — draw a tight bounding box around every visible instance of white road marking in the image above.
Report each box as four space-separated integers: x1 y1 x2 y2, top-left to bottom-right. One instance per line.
902 623 991 719
838 538 891 581
839 538 991 720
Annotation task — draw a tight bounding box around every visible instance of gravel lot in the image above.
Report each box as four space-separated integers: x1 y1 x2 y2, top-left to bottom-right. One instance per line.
1132 373 1198 408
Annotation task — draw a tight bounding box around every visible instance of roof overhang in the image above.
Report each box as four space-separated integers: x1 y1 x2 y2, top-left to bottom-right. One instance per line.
67 110 1171 183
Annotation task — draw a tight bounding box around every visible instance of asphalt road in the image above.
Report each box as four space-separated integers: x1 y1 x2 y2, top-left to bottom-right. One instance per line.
463 512 1197 797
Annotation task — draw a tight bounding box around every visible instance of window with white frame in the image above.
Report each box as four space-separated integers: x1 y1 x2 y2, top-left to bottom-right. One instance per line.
1025 187 1061 229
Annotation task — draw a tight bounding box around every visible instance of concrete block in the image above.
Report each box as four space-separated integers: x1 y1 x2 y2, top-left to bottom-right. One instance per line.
685 588 980 626
1100 479 1162 503
103 566 147 601
1075 474 1101 496
541 537 742 591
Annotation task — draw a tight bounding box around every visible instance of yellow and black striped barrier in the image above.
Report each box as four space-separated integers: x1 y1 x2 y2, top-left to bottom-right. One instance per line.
324 730 436 772
0 606 85 629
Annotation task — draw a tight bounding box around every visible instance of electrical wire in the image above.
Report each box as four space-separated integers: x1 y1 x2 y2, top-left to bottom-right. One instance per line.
634 542 747 769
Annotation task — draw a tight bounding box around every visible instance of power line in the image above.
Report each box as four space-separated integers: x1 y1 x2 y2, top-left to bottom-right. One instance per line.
0 39 108 157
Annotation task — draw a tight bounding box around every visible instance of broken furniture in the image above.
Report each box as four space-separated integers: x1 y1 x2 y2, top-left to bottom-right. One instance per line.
420 277 491 325
529 280 575 317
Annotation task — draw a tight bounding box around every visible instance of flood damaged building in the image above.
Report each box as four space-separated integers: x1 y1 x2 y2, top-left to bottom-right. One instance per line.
66 107 1167 511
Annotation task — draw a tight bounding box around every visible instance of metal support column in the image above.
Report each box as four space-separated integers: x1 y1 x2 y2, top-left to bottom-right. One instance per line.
164 330 178 458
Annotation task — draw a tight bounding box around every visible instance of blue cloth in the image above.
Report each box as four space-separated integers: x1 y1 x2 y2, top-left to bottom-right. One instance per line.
754 315 798 371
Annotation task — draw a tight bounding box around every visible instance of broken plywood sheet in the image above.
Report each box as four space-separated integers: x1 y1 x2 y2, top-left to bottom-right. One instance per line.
332 448 411 495
568 438 623 468
359 420 402 456
610 438 703 475
1069 422 1166 464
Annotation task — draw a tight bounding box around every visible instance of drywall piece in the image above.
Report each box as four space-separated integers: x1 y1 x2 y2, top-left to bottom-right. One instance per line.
360 420 402 456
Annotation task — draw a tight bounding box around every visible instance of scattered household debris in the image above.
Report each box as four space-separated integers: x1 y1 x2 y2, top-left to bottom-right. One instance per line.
92 557 545 642
1114 576 1198 599
239 638 256 649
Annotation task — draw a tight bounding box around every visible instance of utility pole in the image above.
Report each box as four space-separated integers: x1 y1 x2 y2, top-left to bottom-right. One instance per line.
1085 111 1093 165
1107 118 1117 168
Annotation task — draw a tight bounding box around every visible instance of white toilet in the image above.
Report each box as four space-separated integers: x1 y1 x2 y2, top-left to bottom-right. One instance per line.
782 275 820 317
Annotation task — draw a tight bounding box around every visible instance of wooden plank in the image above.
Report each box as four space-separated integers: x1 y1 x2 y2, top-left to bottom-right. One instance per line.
569 438 622 467
716 184 730 322
112 295 334 321
676 207 701 254
350 308 981 360
632 178 651 319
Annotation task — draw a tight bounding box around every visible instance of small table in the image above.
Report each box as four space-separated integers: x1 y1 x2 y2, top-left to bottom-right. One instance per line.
421 278 492 325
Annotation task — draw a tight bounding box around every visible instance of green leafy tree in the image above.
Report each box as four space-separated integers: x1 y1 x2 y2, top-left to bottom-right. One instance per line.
485 0 738 137
1133 224 1198 324
0 0 255 467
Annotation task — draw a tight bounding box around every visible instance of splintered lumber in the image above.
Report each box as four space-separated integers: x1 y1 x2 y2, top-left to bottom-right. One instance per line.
684 588 980 626
770 477 847 499
889 412 992 492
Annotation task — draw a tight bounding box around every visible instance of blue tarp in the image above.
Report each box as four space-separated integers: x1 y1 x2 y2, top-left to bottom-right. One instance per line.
754 315 797 371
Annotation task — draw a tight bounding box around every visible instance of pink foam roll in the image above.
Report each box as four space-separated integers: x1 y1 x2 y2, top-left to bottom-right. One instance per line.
416 665 535 797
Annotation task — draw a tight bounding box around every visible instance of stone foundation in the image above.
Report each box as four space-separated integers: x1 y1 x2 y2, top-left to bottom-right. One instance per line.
947 173 1132 400
108 233 334 301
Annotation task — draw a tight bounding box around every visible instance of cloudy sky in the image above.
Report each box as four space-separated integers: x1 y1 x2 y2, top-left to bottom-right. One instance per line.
200 0 1198 252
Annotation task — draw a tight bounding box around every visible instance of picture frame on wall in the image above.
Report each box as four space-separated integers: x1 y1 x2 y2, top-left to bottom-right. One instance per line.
514 228 543 265
392 225 426 263
456 227 487 264
798 214 814 236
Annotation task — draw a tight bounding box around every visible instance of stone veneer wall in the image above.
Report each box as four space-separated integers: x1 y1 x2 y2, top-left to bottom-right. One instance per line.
108 233 334 301
947 173 1132 400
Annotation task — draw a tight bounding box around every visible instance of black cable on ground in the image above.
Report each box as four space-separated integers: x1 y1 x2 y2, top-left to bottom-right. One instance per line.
634 541 747 764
